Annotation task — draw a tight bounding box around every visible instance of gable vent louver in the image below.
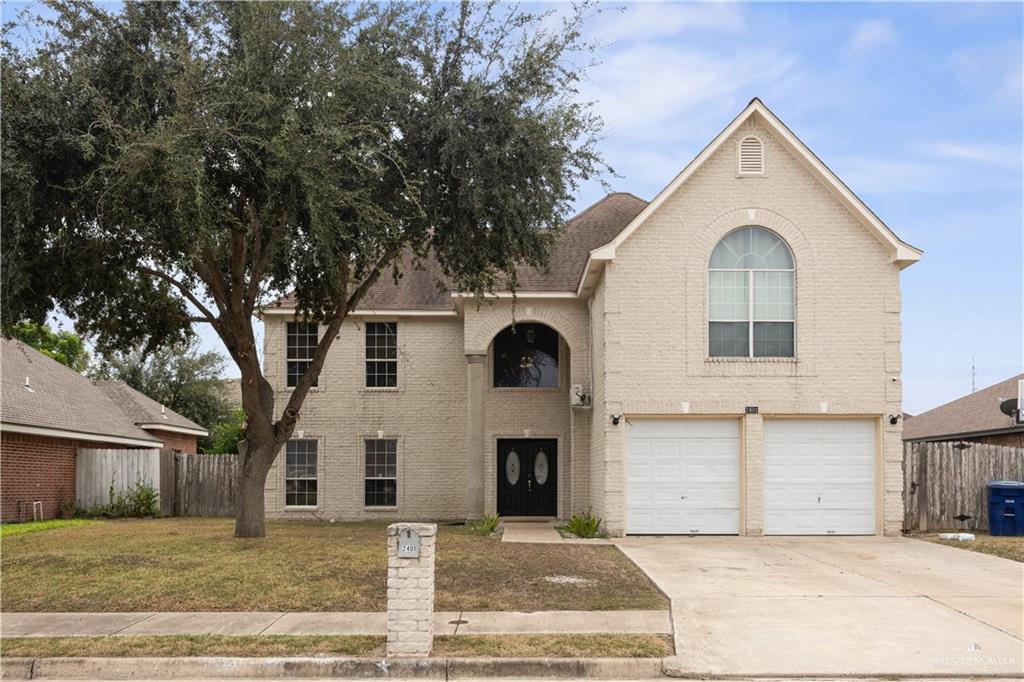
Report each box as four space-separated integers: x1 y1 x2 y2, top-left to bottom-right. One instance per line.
739 136 764 175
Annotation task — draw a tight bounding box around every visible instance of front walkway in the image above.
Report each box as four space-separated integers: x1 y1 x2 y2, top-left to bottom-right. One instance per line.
0 610 670 638
500 520 610 544
615 535 1023 677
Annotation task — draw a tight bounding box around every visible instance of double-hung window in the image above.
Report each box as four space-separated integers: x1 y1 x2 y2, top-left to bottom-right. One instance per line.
285 439 318 507
365 322 397 388
709 226 795 358
364 438 397 506
286 322 318 387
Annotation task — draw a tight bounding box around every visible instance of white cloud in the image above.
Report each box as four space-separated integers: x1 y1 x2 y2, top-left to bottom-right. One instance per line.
581 44 798 138
590 3 745 45
847 20 896 53
925 141 1022 168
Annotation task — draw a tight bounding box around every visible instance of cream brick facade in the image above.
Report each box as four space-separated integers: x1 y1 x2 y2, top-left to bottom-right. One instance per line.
261 101 917 536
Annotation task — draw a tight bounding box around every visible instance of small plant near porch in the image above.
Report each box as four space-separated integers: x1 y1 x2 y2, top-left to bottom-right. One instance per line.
558 511 605 539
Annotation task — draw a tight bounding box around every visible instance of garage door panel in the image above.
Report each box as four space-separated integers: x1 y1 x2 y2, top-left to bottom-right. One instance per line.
627 419 740 535
764 419 876 535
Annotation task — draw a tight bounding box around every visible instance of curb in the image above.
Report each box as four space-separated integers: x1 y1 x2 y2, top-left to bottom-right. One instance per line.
0 656 666 679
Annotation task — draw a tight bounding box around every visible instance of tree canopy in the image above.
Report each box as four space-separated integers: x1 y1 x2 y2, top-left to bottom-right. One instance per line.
10 321 91 372
1 0 607 536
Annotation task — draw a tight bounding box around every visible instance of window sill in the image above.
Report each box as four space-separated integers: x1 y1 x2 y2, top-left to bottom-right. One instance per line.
364 506 398 511
706 356 797 363
284 506 319 511
362 387 400 392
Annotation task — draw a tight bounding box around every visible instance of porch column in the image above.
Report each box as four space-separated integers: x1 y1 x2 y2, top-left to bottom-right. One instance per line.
466 353 487 519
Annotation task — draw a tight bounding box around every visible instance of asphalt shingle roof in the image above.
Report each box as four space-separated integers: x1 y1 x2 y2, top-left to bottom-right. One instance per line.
94 380 206 434
1 339 160 443
267 193 648 311
903 374 1024 441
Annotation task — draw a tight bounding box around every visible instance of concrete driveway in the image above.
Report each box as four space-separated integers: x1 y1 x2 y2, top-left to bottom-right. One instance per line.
614 536 1023 677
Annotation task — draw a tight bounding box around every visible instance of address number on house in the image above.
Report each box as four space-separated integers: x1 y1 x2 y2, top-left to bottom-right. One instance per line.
398 529 421 558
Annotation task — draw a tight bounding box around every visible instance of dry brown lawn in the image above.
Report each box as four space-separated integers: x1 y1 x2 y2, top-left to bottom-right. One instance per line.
0 518 667 612
918 531 1024 562
0 634 672 658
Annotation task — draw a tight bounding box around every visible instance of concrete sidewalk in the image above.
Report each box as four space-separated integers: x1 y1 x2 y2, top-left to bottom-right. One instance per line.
0 610 671 638
500 521 610 545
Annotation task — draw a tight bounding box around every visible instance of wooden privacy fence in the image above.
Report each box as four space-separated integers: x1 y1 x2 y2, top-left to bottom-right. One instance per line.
904 441 1024 531
76 448 161 509
77 449 238 517
166 451 239 517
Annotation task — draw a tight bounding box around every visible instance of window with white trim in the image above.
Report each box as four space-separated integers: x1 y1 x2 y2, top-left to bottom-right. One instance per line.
285 439 318 507
365 322 397 388
709 226 794 358
364 438 397 506
286 322 318 388
738 135 764 174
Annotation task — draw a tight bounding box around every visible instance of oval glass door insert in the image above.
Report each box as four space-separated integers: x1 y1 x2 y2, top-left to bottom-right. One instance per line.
534 449 549 486
506 450 521 486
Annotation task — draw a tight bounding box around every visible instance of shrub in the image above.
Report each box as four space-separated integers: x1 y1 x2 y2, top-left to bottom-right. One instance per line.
80 480 160 519
469 513 501 536
564 510 604 538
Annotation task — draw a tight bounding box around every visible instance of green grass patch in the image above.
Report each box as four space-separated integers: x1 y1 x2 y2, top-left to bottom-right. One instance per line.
0 519 100 538
1 518 667 612
0 634 672 659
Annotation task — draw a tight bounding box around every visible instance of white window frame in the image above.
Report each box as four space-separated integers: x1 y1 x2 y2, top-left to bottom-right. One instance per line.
364 438 398 508
284 438 319 509
285 321 319 389
364 321 398 390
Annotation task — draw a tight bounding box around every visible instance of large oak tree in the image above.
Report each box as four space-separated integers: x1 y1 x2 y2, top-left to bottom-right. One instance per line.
2 1 606 537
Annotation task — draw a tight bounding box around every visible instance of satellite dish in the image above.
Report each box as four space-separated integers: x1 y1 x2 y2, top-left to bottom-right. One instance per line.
1000 398 1018 417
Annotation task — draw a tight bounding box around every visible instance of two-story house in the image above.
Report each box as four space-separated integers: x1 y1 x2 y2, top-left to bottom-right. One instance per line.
259 99 921 537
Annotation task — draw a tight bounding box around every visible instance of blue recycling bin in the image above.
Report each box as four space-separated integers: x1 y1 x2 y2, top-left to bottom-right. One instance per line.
987 481 1024 536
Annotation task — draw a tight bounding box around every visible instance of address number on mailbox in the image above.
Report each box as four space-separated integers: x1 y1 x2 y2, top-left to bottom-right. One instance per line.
398 529 421 558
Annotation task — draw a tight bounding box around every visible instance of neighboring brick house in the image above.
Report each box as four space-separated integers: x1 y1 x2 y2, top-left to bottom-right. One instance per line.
260 99 921 537
1 339 207 522
904 374 1024 448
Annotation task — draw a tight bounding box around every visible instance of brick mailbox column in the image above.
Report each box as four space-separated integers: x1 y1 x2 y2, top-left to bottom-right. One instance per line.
386 522 436 657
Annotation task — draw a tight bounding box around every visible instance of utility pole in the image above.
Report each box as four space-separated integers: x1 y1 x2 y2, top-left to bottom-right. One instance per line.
971 355 977 393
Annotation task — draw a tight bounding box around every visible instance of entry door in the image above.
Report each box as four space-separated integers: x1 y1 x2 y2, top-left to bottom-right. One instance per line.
764 419 876 535
627 419 740 534
497 439 557 516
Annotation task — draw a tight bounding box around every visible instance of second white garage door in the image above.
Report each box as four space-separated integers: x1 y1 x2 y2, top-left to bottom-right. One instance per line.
764 419 877 535
627 419 740 534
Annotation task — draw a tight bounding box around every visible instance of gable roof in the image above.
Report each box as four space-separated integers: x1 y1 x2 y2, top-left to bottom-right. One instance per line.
903 374 1024 441
94 380 207 437
1 338 161 447
263 193 647 312
577 98 922 295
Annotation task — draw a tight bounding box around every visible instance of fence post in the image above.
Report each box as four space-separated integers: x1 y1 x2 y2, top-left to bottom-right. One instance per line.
386 523 436 658
917 445 929 532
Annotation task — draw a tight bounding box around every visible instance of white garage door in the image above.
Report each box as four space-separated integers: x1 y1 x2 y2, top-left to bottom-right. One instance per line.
764 419 876 535
627 419 740 534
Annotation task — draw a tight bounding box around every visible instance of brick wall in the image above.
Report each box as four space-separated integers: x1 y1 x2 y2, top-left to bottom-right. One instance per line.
0 431 131 522
595 116 907 535
147 429 198 454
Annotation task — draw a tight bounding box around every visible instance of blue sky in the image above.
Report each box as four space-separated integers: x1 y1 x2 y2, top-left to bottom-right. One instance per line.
12 2 1022 415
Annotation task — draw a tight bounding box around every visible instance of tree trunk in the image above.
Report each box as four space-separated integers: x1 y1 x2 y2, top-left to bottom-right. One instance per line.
234 439 276 538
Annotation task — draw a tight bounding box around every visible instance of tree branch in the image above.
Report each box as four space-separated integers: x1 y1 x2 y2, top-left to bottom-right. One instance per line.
138 266 218 323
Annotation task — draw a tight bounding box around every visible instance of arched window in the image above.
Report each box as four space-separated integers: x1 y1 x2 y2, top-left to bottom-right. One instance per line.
709 226 794 358
493 323 559 387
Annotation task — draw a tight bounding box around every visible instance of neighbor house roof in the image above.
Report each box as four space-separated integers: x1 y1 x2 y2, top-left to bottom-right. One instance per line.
94 380 208 437
1 338 162 447
262 192 648 314
903 374 1024 442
